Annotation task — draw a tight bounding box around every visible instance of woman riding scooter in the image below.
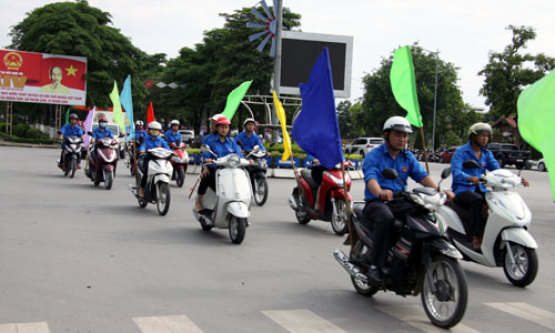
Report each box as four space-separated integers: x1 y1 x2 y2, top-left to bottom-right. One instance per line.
138 121 171 197
195 115 244 212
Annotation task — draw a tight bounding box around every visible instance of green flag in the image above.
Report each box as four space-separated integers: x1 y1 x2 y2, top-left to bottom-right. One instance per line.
221 80 253 120
64 108 70 124
109 81 125 132
517 70 555 201
390 46 423 127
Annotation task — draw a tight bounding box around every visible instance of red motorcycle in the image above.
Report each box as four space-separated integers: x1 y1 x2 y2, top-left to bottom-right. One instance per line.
288 163 352 235
169 140 189 187
86 137 119 190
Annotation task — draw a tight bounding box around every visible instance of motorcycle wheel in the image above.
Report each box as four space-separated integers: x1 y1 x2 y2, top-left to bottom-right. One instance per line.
176 168 185 188
294 191 311 224
104 170 113 190
350 240 379 296
155 182 171 216
229 216 246 244
331 199 348 235
69 159 77 178
421 255 468 329
253 177 268 206
503 243 538 287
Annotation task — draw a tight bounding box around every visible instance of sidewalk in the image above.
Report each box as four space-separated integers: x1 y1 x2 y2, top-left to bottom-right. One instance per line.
0 139 58 149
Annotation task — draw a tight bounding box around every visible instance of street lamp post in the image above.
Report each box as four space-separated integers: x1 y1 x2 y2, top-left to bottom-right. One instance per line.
271 0 283 143
423 48 440 152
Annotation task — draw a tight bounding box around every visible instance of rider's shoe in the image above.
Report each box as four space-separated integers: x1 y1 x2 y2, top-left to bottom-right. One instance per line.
369 266 384 283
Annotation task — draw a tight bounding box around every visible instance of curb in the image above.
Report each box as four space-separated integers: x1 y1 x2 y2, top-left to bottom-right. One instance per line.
0 141 59 149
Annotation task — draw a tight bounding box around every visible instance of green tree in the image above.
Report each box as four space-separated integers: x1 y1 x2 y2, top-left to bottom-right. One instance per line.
361 43 466 149
479 25 555 118
9 1 150 111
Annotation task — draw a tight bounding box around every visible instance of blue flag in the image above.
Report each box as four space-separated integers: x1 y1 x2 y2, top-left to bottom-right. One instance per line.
120 75 135 142
293 47 344 169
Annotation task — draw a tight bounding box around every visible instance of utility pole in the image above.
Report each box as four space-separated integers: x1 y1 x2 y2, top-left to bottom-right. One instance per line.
432 49 439 152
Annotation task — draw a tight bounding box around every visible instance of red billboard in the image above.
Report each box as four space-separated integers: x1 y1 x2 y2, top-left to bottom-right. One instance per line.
0 50 87 106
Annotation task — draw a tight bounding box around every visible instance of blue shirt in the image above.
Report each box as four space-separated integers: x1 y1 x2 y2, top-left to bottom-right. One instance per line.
451 142 500 195
164 130 183 144
235 131 265 151
61 124 83 139
203 136 243 167
363 143 428 200
92 127 113 140
201 132 216 145
134 130 147 141
140 135 171 152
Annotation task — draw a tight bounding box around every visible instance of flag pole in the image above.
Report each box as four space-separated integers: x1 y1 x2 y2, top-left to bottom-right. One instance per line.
133 139 139 187
341 162 354 251
419 127 430 173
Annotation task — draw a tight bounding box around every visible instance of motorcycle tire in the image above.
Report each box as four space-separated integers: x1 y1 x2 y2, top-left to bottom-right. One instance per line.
350 240 379 297
104 170 113 190
253 177 268 206
421 255 468 329
229 216 246 244
156 182 171 216
331 199 348 235
176 168 185 188
503 243 538 287
70 159 77 178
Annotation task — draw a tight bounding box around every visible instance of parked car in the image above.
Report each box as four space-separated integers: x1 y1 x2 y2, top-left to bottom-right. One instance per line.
537 158 547 172
487 142 531 169
178 129 195 143
344 137 384 157
437 146 458 163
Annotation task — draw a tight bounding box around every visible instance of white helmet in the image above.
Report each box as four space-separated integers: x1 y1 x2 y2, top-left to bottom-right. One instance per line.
210 113 222 122
243 118 256 127
170 119 180 126
135 120 144 126
468 122 492 136
148 121 162 131
383 116 413 133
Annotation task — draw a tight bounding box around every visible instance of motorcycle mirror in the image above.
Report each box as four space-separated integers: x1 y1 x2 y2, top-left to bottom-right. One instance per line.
87 131 93 136
382 168 398 180
119 133 124 138
236 141 244 148
252 145 260 152
441 167 452 179
57 130 62 135
516 162 525 171
200 144 211 153
463 160 480 169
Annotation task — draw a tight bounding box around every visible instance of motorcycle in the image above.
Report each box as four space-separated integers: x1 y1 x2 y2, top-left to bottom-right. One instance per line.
244 145 269 206
85 137 119 190
192 145 252 244
334 168 467 329
437 160 538 287
58 134 83 178
169 140 189 188
129 148 173 216
288 162 352 235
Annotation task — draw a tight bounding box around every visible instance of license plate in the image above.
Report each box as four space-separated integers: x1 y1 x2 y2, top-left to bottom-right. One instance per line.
516 159 523 162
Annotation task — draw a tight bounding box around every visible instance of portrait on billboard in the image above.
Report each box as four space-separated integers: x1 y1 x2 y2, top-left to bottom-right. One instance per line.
39 66 71 94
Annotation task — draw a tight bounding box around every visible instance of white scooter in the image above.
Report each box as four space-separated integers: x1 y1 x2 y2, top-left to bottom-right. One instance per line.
437 160 538 287
129 148 173 216
192 145 252 244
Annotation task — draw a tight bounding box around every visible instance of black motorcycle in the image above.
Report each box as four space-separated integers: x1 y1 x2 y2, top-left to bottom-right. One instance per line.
58 134 83 178
334 168 468 329
243 145 269 206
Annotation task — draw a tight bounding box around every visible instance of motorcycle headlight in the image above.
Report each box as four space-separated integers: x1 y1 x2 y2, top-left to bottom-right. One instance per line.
324 171 344 186
172 156 181 162
228 154 241 168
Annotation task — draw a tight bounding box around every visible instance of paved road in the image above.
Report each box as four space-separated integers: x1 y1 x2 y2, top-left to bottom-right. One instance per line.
1 146 554 333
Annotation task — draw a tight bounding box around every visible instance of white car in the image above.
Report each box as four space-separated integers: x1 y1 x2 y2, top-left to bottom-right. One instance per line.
178 129 195 143
344 137 384 157
537 158 547 172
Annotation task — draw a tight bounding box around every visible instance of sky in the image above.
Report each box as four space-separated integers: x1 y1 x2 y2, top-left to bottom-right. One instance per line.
2 0 555 110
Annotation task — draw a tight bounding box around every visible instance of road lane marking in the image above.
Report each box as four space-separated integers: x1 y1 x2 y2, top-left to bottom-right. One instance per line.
486 302 555 330
377 304 480 333
133 315 204 333
262 310 349 333
0 322 50 333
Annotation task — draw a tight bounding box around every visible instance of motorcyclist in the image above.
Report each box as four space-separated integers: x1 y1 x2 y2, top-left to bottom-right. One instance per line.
451 122 529 250
362 116 454 282
138 121 171 197
59 113 84 169
164 120 183 145
235 118 266 153
195 115 244 212
90 115 114 164
201 114 222 145
134 120 147 142
304 154 325 211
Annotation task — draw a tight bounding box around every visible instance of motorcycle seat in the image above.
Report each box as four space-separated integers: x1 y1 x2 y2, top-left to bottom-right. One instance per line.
353 205 404 232
301 170 319 193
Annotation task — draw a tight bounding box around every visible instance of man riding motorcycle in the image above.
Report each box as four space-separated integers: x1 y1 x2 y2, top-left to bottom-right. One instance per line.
451 122 529 250
164 119 183 144
235 118 266 152
134 120 147 141
362 116 454 282
195 115 244 212
90 115 114 164
138 121 171 197
59 113 84 169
